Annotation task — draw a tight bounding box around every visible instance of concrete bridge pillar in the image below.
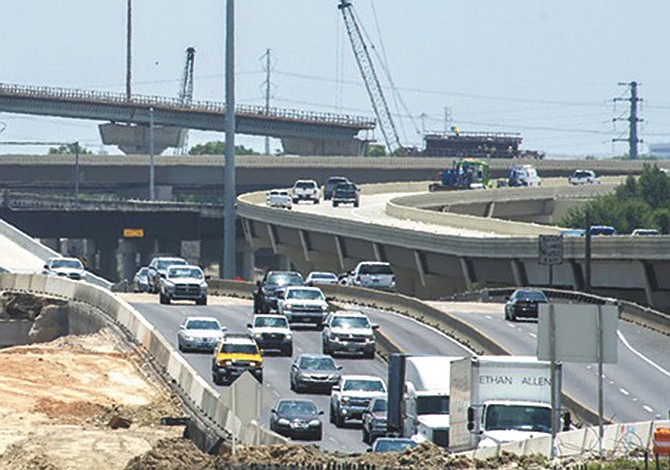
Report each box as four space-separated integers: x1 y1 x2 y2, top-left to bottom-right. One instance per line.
97 237 119 281
119 239 139 283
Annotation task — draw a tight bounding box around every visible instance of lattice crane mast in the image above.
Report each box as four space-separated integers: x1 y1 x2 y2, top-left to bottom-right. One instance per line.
179 47 196 105
337 0 403 155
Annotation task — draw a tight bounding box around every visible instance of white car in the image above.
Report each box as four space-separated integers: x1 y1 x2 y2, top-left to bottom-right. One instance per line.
247 314 293 356
322 310 378 358
177 316 226 352
277 286 329 329
568 170 600 185
305 271 339 286
266 189 293 209
292 179 320 204
42 257 87 280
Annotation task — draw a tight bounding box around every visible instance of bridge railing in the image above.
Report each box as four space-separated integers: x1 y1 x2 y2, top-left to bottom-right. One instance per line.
0 82 375 128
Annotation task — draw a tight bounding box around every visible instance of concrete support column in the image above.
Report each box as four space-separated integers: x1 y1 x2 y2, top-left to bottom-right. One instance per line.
639 260 656 308
267 225 278 254
510 259 527 287
156 238 181 257
298 230 311 263
459 257 475 291
334 236 346 271
119 238 138 283
41 238 62 254
241 218 255 249
569 260 584 291
485 202 495 218
372 242 386 262
414 250 427 288
97 237 119 282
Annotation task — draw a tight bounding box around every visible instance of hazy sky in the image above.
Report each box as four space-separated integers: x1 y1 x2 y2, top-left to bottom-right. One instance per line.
1 0 669 158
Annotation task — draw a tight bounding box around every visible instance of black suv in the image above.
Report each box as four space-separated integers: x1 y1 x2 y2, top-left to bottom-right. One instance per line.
332 182 360 207
253 270 304 314
323 176 350 200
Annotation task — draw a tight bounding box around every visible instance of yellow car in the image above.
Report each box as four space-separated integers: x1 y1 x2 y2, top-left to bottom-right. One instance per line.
211 334 263 385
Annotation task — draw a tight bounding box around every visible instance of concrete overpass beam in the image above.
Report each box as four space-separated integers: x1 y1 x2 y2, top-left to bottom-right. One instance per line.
459 257 476 291
414 250 427 288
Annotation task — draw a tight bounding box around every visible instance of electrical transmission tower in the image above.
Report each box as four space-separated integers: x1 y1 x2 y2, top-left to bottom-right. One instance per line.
262 49 272 155
613 81 642 159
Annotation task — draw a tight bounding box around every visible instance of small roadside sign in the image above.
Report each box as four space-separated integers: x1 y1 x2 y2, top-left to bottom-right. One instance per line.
538 235 563 266
123 228 144 238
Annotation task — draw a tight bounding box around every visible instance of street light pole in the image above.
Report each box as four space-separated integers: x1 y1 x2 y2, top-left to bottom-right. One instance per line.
223 0 236 278
149 107 155 201
74 141 80 206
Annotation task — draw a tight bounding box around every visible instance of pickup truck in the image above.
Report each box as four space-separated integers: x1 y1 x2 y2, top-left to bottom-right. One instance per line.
330 375 387 427
158 264 208 305
292 180 320 204
266 189 292 209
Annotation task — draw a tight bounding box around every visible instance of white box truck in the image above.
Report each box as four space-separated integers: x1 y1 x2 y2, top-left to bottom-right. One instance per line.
449 355 561 451
388 354 462 447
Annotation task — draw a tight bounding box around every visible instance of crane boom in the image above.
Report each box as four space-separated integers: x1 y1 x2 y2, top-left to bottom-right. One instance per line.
338 0 402 154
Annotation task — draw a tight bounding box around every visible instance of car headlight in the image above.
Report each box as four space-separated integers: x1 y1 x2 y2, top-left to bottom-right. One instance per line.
278 418 290 426
254 332 262 338
286 333 293 340
308 419 320 426
80 272 87 278
184 335 194 341
200 281 208 288
341 397 350 404
321 304 328 311
284 305 293 311
223 360 232 366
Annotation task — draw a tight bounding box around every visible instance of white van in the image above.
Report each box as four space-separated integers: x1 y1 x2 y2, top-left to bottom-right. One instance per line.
508 165 541 187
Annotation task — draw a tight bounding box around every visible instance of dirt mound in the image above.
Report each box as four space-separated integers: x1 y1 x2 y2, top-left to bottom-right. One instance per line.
0 291 62 320
218 443 335 466
0 444 59 470
124 437 215 470
32 398 104 425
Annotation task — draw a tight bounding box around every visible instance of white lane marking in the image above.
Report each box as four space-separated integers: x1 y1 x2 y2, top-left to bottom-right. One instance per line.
617 330 670 378
619 388 630 396
364 307 476 355
529 332 537 339
506 323 516 329
485 315 493 320
328 436 338 443
272 389 280 397
643 405 654 413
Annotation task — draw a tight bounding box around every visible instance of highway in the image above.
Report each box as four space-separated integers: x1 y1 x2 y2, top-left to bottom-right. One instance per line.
427 301 670 423
127 294 474 453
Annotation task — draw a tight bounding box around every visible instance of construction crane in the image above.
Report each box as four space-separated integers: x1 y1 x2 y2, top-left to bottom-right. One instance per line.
177 47 196 154
179 47 196 105
337 0 404 155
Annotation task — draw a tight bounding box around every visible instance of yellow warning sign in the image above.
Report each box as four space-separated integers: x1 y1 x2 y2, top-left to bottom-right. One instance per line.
123 228 144 238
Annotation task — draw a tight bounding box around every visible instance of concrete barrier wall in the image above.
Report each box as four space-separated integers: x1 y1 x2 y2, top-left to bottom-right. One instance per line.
0 273 287 447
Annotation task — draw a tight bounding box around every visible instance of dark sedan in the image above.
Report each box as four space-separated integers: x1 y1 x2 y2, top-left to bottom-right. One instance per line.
290 354 342 393
269 399 323 441
504 289 548 321
362 397 387 444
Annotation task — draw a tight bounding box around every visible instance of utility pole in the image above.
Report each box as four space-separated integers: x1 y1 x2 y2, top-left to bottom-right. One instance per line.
613 81 642 159
223 0 237 279
126 0 132 101
444 106 452 134
263 48 271 156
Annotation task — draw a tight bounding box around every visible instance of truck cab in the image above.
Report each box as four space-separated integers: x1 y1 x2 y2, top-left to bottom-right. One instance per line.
473 399 553 448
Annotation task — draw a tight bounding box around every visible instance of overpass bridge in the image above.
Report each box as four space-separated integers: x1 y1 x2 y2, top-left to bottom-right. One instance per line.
0 83 375 156
238 180 670 312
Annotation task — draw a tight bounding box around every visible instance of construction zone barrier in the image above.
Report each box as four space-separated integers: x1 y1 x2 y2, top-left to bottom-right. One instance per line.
654 427 670 456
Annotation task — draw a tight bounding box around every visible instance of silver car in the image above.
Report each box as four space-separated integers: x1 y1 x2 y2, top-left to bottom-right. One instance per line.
290 354 342 393
177 316 226 352
43 257 87 280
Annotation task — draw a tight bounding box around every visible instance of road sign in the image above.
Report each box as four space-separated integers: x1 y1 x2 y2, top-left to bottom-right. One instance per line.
123 228 144 238
538 235 563 265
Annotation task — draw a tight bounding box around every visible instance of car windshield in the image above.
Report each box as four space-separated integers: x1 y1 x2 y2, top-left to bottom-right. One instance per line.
278 401 317 415
51 259 82 269
416 396 449 415
157 259 186 270
310 273 337 280
515 290 547 302
186 319 220 330
336 183 356 191
326 178 348 189
358 264 393 275
168 267 203 279
267 272 303 287
331 316 369 329
299 356 336 371
484 404 552 434
372 399 387 413
287 289 324 300
221 343 258 355
343 379 385 392
374 439 416 452
255 317 288 328
137 267 148 276
295 181 316 189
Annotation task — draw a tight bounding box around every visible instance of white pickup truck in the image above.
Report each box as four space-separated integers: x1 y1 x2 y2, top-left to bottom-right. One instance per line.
266 189 292 209
330 375 387 427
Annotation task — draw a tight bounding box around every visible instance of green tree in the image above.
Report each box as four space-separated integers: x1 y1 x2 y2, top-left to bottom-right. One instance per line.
188 140 260 156
48 143 92 155
365 144 386 157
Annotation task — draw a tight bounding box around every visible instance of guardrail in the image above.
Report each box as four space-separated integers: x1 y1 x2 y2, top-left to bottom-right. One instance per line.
0 273 287 448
